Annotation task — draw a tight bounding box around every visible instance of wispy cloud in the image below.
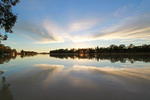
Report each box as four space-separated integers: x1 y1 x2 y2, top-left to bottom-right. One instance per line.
14 18 101 44
14 7 150 44
91 13 150 41
14 20 64 44
114 6 129 17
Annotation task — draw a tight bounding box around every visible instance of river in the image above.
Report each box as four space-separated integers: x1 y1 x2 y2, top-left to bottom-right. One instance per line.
0 54 150 100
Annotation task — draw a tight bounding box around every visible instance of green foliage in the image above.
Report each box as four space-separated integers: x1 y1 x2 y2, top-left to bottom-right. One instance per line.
0 0 20 33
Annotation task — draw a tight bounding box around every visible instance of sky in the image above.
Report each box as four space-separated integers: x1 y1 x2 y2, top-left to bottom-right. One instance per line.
1 0 150 52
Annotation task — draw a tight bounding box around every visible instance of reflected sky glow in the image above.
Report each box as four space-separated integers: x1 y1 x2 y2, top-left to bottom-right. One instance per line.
34 64 64 70
64 65 150 81
1 55 150 100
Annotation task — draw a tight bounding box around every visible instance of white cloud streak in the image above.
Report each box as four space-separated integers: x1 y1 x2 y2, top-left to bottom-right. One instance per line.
14 8 150 44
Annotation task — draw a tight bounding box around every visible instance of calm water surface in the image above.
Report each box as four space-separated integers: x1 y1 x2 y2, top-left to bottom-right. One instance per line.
0 54 150 100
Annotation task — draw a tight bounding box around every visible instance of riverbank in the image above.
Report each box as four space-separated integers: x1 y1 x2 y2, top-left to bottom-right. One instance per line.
50 53 150 55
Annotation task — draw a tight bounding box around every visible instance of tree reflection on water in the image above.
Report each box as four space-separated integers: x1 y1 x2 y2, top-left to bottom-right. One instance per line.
50 53 150 63
0 76 13 100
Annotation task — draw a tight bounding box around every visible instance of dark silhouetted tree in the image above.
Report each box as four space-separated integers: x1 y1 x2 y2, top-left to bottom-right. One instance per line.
0 0 19 41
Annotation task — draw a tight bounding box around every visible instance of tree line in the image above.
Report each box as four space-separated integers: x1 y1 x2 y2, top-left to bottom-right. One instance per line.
50 44 150 54
0 44 37 57
20 50 37 58
0 44 17 55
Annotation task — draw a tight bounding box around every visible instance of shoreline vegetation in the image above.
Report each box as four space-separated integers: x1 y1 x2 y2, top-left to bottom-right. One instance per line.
0 44 37 73
49 44 150 63
0 43 150 68
0 44 37 57
50 44 150 54
1 44 150 56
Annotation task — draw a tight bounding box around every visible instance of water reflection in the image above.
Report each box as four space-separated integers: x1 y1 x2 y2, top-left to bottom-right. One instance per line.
0 55 16 64
6 63 150 100
0 53 37 64
34 64 64 88
0 77 13 100
65 65 150 81
50 53 150 63
0 54 37 73
20 53 37 58
0 71 4 75
0 55 150 100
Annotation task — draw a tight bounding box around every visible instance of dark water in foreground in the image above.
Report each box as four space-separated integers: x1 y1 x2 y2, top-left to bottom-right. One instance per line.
0 54 150 100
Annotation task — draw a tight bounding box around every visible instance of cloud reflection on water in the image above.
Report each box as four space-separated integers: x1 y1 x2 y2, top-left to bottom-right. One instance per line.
34 64 64 70
65 65 150 81
33 64 150 85
4 63 150 100
34 64 64 88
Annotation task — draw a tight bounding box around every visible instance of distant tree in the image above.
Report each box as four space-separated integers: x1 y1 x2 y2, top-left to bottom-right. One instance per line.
128 44 134 48
0 0 20 41
119 44 126 49
89 48 95 53
109 44 118 49
95 46 99 53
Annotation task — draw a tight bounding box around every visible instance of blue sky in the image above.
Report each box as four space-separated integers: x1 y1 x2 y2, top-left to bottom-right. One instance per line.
1 0 150 52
